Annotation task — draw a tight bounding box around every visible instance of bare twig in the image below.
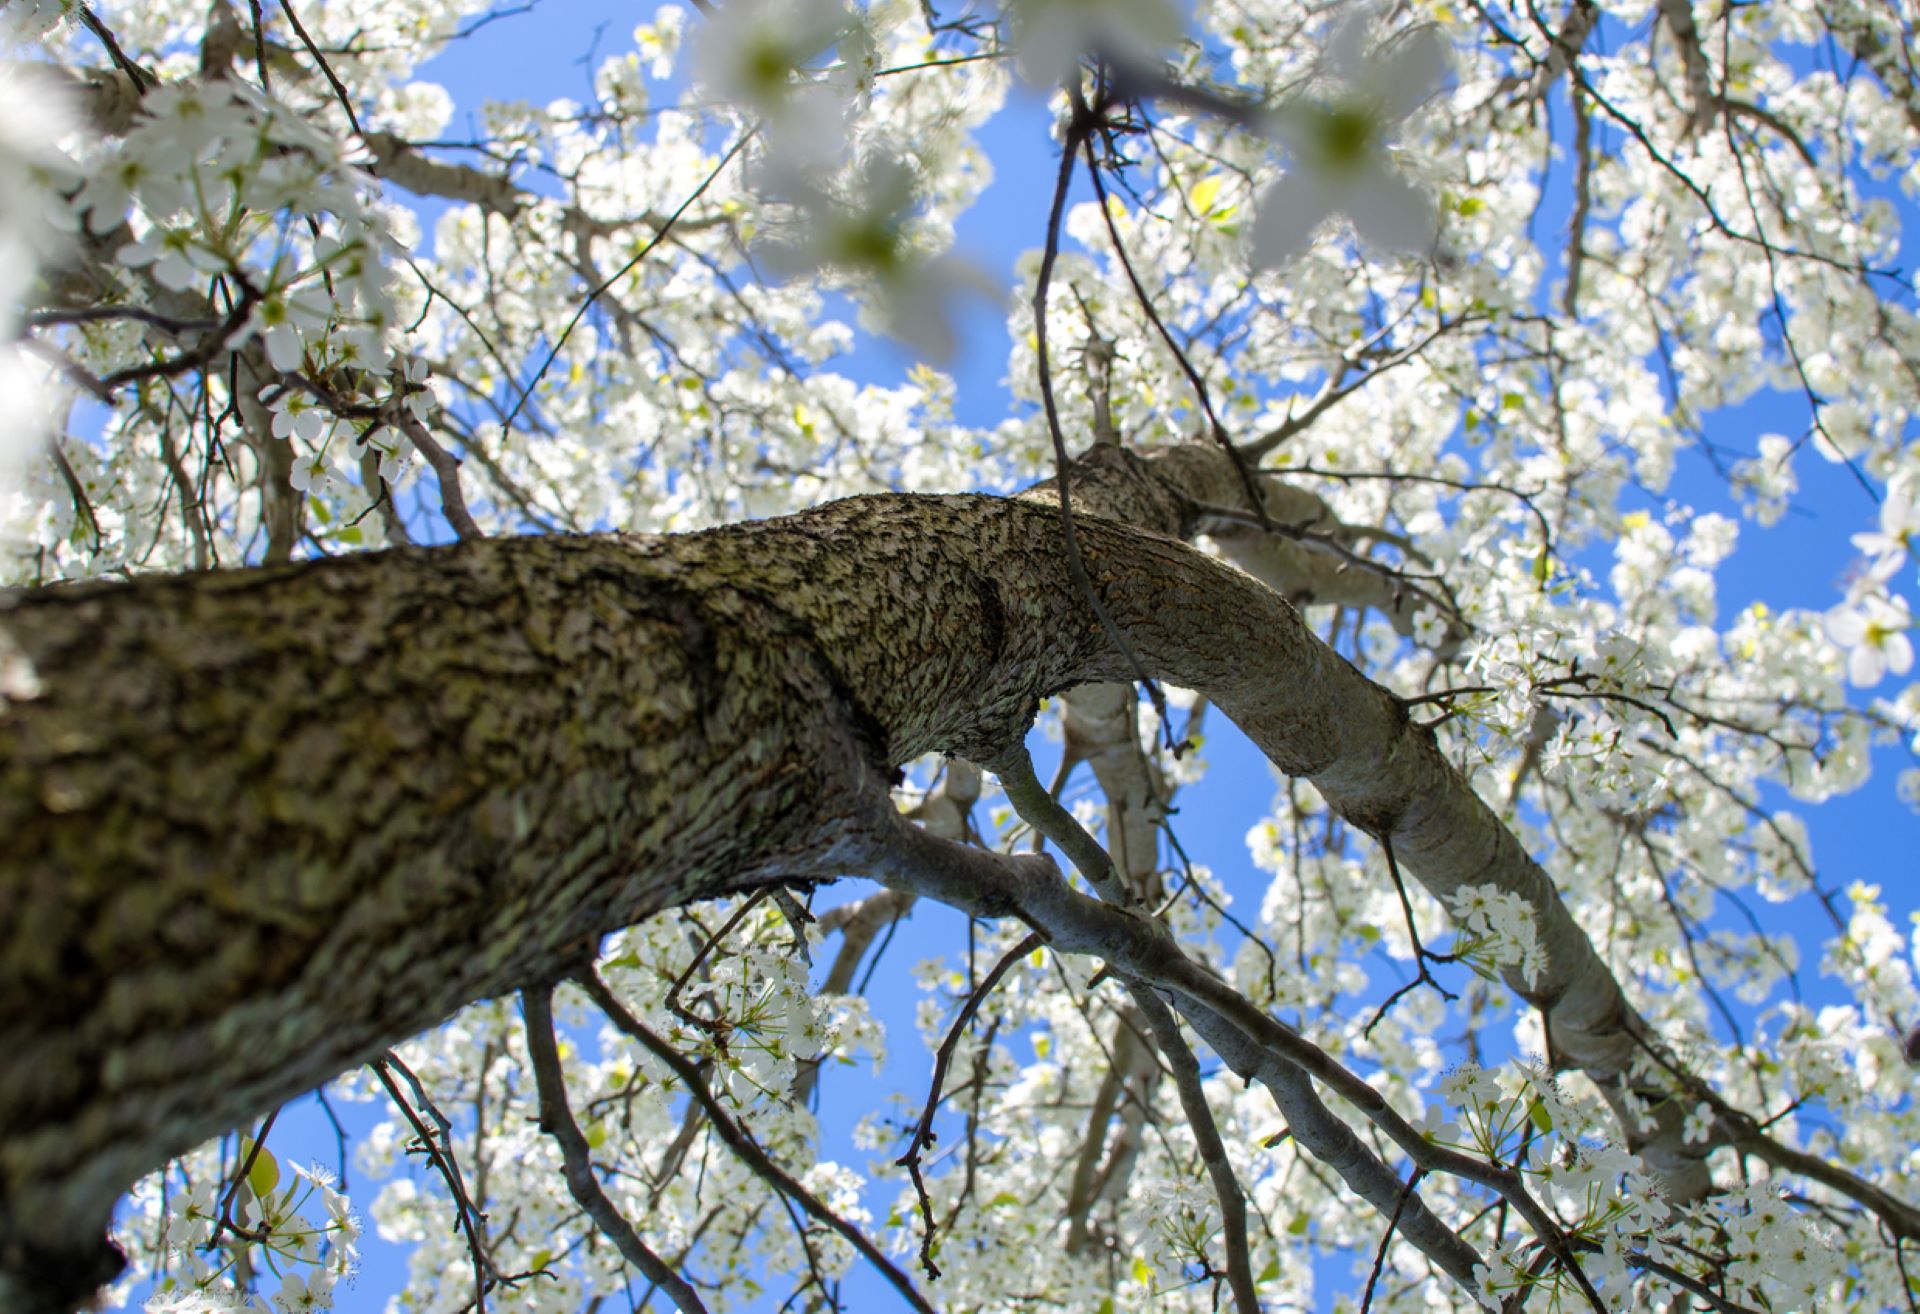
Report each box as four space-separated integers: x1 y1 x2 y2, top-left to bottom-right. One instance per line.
1359 1167 1424 1313
209 1108 280 1246
76 5 154 93
895 930 1041 1278
1133 990 1261 1314
394 415 483 540
499 131 752 439
1031 95 1178 749
370 1052 507 1309
1363 834 1459 1038
1079 111 1270 529
277 0 365 140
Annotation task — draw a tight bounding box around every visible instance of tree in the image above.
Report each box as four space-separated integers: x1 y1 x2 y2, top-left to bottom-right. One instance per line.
1 0 1918 1311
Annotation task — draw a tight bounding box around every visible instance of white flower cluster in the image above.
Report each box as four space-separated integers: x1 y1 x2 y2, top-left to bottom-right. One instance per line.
1826 471 1918 687
1428 1059 1855 1310
75 81 400 363
11 71 426 560
108 1146 359 1314
1447 882 1545 985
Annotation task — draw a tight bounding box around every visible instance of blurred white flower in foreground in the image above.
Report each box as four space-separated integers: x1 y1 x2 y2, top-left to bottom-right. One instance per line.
691 0 861 164
755 153 991 363
1827 592 1914 687
1252 12 1450 266
0 62 75 502
1000 0 1186 89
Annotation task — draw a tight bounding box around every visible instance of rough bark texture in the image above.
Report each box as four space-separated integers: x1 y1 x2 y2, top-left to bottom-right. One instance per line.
0 443 1695 1307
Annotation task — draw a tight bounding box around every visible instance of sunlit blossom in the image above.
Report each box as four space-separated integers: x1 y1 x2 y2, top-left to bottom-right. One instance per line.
1827 591 1914 687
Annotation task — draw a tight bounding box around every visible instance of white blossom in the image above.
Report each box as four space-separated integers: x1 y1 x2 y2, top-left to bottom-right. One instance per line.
1852 476 1920 581
1826 591 1914 687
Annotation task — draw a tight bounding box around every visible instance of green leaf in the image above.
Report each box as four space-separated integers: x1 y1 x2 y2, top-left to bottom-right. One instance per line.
1457 196 1485 216
1098 1300 1117 1314
530 1248 553 1272
1527 1097 1553 1134
987 1191 1021 1208
1288 1213 1309 1235
1258 1258 1282 1283
1501 391 1525 411
1189 174 1224 215
242 1139 280 1200
1532 549 1551 583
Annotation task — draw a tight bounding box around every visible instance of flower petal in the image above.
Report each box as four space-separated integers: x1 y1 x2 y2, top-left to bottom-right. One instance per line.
1826 608 1867 645
1886 632 1915 678
1324 9 1371 81
266 322 304 372
1376 26 1451 122
1251 176 1335 267
1849 642 1884 688
1346 163 1437 255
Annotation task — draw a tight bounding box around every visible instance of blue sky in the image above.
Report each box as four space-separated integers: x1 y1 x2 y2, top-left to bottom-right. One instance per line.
111 2 1920 1310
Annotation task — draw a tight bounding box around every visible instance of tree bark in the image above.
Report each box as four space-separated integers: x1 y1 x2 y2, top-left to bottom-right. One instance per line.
0 443 1700 1307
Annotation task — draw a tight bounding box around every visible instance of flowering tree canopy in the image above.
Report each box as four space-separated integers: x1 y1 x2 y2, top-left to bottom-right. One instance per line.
1 0 1919 1312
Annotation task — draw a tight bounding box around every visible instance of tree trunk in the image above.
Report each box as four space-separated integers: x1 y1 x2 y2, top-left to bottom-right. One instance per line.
0 443 1693 1308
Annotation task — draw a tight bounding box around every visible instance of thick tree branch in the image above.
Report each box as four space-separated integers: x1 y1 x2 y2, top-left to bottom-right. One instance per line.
3 442 1903 1306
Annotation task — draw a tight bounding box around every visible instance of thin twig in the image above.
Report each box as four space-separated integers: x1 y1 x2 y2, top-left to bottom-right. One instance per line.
1364 834 1459 1038
371 1053 504 1310
1132 990 1261 1314
77 5 154 92
1079 114 1271 530
500 131 752 439
576 969 939 1314
210 1109 280 1245
1359 1167 1424 1312
278 0 365 140
1032 96 1178 748
666 889 772 1032
896 930 1041 1278
394 415 483 539
521 983 712 1314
